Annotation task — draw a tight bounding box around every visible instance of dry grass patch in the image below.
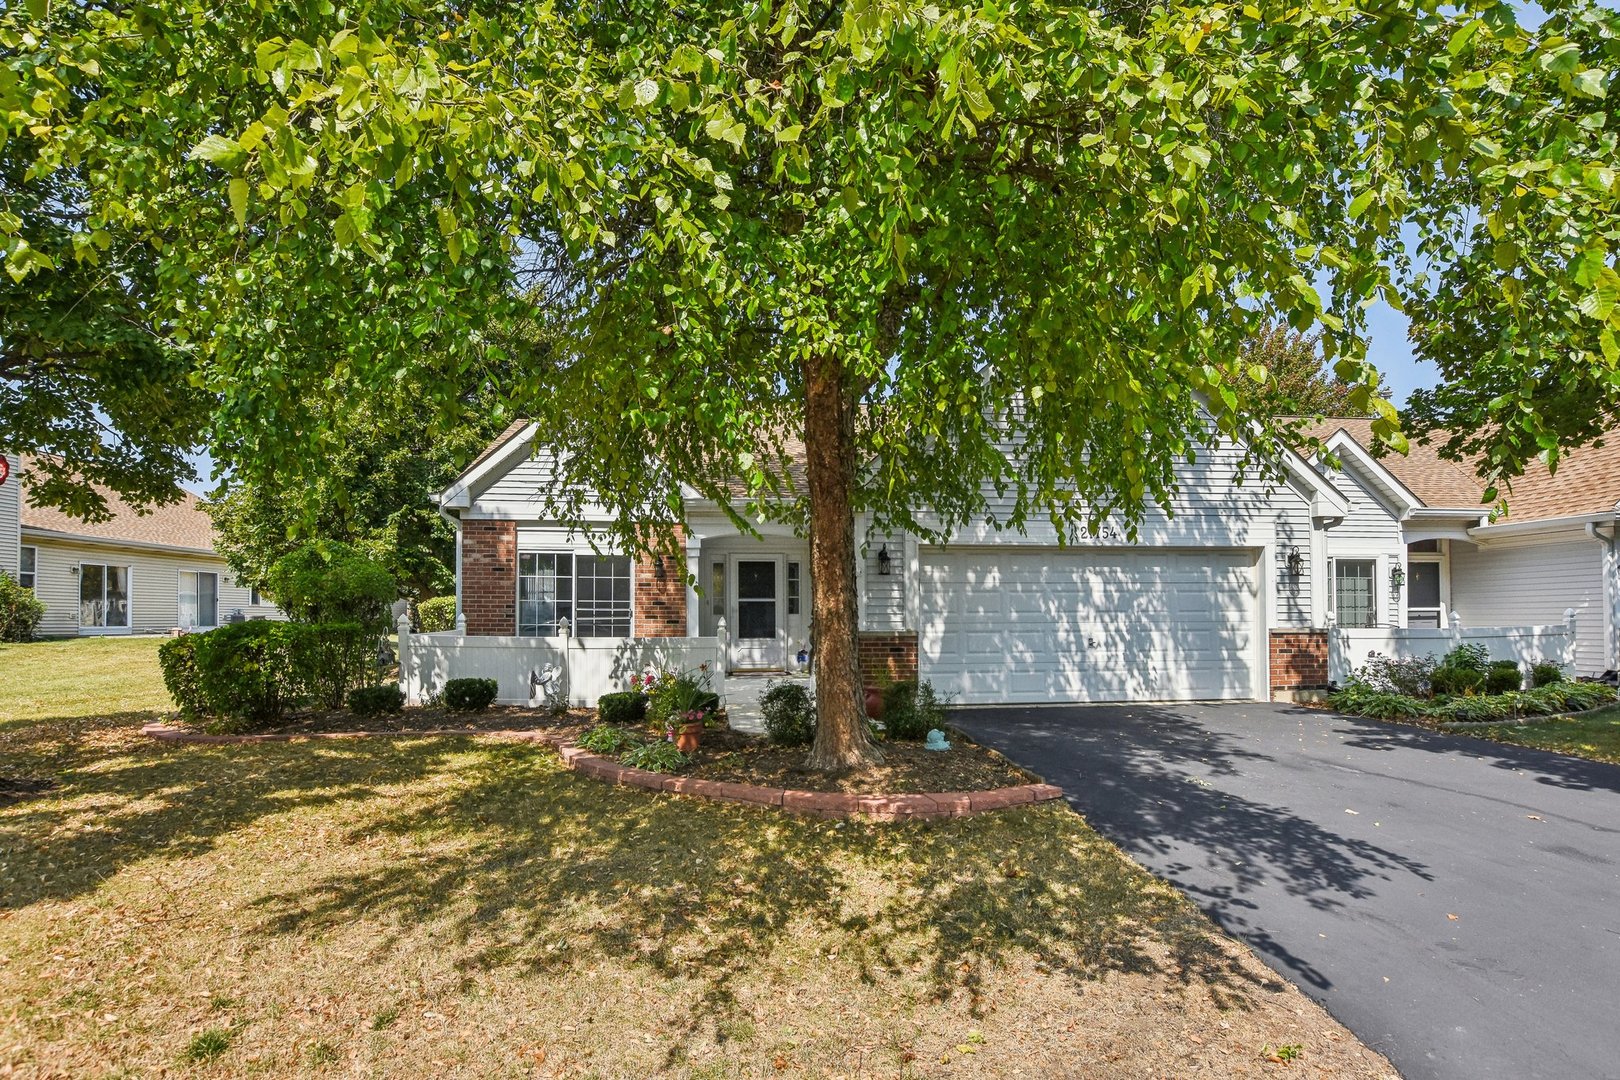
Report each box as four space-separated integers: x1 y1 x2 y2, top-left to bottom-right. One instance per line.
0 638 1395 1078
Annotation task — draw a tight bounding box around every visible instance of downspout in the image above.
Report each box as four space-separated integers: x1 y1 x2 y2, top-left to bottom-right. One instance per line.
1587 516 1619 674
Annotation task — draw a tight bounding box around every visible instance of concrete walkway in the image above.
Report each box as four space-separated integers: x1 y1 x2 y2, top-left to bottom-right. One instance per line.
954 702 1620 1080
722 672 811 735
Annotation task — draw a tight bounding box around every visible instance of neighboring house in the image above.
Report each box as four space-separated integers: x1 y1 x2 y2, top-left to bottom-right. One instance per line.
1305 419 1620 678
0 453 282 637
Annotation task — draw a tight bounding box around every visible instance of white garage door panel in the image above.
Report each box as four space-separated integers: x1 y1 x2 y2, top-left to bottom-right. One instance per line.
919 548 1260 705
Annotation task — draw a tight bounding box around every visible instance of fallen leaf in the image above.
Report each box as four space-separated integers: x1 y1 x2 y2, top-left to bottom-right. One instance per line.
1447 913 1459 921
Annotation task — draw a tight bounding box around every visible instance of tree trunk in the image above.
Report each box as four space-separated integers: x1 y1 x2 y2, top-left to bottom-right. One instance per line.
802 351 881 770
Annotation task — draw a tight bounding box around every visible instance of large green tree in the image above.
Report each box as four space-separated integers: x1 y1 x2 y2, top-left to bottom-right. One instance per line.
1234 322 1390 417
5 0 1618 767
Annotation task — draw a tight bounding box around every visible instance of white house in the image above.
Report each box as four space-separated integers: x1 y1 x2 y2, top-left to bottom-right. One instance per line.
0 453 283 636
411 417 1618 708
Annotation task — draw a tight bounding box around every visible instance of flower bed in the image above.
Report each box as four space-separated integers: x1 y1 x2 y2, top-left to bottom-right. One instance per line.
1330 680 1617 726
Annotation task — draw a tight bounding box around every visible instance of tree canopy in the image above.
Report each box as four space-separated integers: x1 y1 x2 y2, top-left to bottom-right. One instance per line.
1235 322 1390 418
5 0 1618 764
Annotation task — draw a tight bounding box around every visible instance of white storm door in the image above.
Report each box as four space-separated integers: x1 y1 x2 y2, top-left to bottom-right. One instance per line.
727 555 786 670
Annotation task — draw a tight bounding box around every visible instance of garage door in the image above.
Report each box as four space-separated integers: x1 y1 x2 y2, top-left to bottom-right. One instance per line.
917 548 1260 705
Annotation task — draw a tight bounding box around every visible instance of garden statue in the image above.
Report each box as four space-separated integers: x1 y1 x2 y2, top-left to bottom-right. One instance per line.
924 730 951 752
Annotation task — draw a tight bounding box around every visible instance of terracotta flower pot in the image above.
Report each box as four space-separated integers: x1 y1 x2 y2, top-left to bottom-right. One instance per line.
675 723 702 753
864 686 883 719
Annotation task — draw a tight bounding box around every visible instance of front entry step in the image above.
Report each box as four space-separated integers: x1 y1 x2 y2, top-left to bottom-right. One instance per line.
724 672 812 735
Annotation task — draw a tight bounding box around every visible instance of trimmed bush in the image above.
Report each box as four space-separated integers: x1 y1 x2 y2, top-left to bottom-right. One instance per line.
579 724 641 754
265 541 396 629
1328 688 1431 721
1428 695 1512 723
597 691 647 724
349 684 405 716
294 622 376 709
881 680 947 741
1440 642 1491 672
416 596 457 633
158 634 207 721
1531 662 1564 688
0 570 45 642
760 681 816 746
1354 651 1436 697
1485 660 1523 695
193 621 301 725
444 677 498 711
1430 666 1485 697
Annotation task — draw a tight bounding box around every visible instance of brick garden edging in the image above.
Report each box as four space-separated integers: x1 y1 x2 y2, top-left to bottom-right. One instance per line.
139 723 1062 821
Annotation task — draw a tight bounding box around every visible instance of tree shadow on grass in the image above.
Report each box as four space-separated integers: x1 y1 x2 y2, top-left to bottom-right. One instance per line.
245 743 1286 1044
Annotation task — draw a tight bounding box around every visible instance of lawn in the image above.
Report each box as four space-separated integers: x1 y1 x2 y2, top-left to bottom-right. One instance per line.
0 638 1394 1078
1469 703 1620 765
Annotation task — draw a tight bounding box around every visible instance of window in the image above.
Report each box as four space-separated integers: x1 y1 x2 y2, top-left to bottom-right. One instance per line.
518 553 572 636
517 552 635 637
1408 539 1442 554
573 554 632 637
250 586 262 607
18 546 35 590
179 571 219 629
1333 560 1377 628
711 561 725 617
786 561 801 616
79 563 130 629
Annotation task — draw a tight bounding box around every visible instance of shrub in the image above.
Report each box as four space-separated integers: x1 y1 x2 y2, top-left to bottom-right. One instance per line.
643 668 717 728
265 540 396 629
597 691 647 724
0 570 45 642
349 684 405 716
1439 642 1491 672
1485 660 1523 695
881 680 948 741
1430 665 1485 697
1328 685 1430 720
621 740 688 773
193 621 301 725
292 622 376 709
760 681 816 746
444 677 498 711
1531 662 1565 688
1428 695 1513 723
158 634 208 720
1526 681 1616 714
416 596 457 633
579 724 641 754
1353 651 1437 697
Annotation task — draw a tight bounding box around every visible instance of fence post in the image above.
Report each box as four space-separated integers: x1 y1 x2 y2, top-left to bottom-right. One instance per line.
558 618 572 707
714 617 729 706
455 610 467 635
396 613 414 705
1564 608 1578 670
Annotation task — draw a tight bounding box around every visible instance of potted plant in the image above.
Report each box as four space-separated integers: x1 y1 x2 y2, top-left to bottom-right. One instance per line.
674 708 706 753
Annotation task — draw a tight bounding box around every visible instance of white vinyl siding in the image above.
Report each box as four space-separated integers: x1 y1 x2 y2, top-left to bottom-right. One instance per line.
0 454 18 581
862 530 907 631
25 538 278 637
1450 538 1609 675
917 547 1261 704
1320 462 1406 628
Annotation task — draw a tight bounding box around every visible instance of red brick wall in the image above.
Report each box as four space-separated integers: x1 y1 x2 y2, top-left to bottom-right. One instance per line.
461 520 517 636
1270 629 1329 696
859 631 919 685
634 527 687 637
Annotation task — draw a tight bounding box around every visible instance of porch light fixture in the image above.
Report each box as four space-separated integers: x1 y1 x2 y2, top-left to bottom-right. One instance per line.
877 543 893 576
1284 548 1304 577
653 556 667 581
1390 564 1406 589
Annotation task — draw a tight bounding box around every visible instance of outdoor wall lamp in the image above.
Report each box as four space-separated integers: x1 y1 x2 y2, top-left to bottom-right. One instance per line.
653 556 667 581
1285 548 1304 577
877 543 893 576
1390 564 1406 589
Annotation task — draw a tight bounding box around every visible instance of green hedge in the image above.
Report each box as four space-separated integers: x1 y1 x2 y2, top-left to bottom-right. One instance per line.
0 570 45 642
350 684 405 716
297 622 376 709
444 677 498 711
880 680 947 741
193 621 302 724
596 691 646 724
760 682 815 746
1331 681 1616 723
265 541 396 629
416 596 457 633
158 635 207 720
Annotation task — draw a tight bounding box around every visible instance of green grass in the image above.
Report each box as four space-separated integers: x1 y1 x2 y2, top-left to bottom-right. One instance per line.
0 638 1390 1078
1470 704 1620 765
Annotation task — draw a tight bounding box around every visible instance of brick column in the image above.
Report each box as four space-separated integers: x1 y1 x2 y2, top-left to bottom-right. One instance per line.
858 631 919 686
634 526 688 637
461 520 517 636
1270 629 1329 699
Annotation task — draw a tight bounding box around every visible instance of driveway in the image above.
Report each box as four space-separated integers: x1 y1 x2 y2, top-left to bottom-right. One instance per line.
954 702 1620 1080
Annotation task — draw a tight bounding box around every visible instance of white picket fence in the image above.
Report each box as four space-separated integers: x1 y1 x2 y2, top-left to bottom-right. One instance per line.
397 615 727 707
1328 609 1578 685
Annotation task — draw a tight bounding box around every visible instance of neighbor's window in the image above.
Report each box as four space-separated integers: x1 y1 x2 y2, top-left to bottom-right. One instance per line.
518 552 633 637
1334 560 1377 628
179 570 219 629
18 546 35 590
79 563 131 629
786 561 801 616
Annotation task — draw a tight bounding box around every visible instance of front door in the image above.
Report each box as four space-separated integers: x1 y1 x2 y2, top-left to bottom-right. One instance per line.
728 555 785 671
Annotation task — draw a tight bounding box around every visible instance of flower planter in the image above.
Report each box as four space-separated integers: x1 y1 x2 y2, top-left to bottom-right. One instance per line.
863 686 883 720
675 722 703 754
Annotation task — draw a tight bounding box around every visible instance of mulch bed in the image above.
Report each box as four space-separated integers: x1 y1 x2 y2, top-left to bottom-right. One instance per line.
0 776 58 805
650 724 1035 793
176 704 595 741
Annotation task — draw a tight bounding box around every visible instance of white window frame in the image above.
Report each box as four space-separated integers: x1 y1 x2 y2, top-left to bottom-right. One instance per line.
178 569 220 630
1331 557 1379 629
18 545 36 590
516 550 635 638
78 561 133 634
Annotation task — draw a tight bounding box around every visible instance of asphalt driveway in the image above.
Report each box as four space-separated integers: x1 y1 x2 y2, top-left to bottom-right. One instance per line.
954 702 1620 1080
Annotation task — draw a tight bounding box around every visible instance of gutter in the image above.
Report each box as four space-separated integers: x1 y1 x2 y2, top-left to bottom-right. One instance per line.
1467 509 1620 539
20 526 218 559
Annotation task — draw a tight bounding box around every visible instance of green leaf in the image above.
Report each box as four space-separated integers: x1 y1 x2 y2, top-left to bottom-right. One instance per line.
1347 190 1374 218
1537 41 1582 76
228 178 249 228
189 134 247 170
634 78 660 107
775 124 803 143
1572 68 1608 99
